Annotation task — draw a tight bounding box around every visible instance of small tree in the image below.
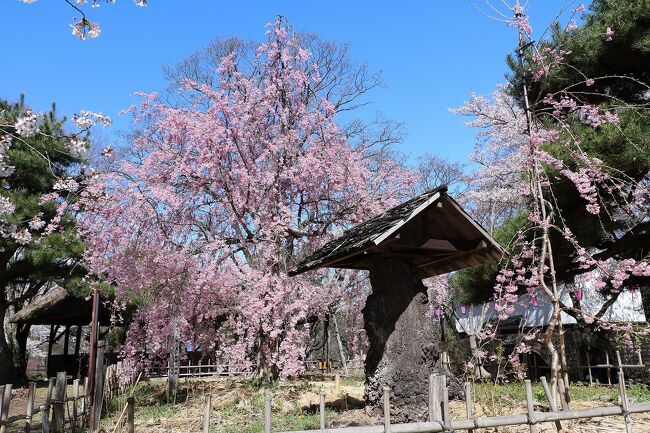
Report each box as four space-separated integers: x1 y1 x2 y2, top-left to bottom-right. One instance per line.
456 0 650 406
0 97 103 383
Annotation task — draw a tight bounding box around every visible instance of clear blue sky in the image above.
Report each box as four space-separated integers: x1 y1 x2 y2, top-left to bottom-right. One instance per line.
0 0 582 165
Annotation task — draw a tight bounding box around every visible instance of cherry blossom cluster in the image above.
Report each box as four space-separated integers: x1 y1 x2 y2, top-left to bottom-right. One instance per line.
0 104 111 246
19 0 147 40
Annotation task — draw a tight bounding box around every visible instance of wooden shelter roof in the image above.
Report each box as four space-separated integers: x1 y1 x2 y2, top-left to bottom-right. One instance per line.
290 186 506 278
10 286 112 326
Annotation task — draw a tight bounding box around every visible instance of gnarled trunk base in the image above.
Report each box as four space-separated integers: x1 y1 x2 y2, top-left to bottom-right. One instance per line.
363 258 462 422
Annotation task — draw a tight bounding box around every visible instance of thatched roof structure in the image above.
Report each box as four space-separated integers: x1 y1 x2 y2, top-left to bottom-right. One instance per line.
10 286 112 326
290 186 505 278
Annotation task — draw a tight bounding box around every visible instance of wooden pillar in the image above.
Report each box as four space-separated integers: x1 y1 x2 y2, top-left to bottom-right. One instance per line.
63 325 71 356
90 341 105 432
47 324 56 374
74 325 83 358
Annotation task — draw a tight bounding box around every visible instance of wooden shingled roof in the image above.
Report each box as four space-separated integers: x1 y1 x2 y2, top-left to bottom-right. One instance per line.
10 286 113 326
290 186 505 278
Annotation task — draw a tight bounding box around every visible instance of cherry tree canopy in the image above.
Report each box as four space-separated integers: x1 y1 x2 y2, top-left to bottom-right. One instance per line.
82 19 412 378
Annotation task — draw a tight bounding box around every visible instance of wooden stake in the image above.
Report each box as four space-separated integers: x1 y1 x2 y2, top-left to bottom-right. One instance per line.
383 387 391 433
540 376 563 433
52 371 66 433
606 352 612 385
72 379 79 432
442 381 450 431
525 380 538 433
203 393 211 433
91 342 106 432
0 384 10 433
40 406 49 433
45 378 55 421
25 382 36 433
617 351 624 375
319 389 326 431
264 394 272 433
587 352 593 386
618 371 633 433
464 382 474 433
126 397 135 433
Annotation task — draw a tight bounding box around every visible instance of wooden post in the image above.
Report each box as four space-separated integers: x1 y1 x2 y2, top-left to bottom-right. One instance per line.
606 351 612 385
587 351 593 386
319 388 326 431
91 342 106 432
616 350 624 375
74 325 83 359
525 380 538 433
86 287 100 409
40 406 49 433
464 382 474 433
264 394 272 433
81 377 89 427
335 374 340 395
63 325 71 356
383 387 391 433
540 376 563 433
25 381 36 433
618 371 633 433
442 379 450 431
126 397 135 433
332 315 348 374
0 384 11 433
45 377 55 422
203 393 211 433
0 386 4 430
429 374 441 422
72 379 79 432
52 371 66 433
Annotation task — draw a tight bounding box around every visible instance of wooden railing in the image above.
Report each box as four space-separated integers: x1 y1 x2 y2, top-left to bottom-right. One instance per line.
257 370 645 433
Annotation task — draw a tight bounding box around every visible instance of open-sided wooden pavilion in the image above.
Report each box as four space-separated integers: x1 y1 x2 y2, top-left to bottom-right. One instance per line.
291 186 505 421
10 286 113 378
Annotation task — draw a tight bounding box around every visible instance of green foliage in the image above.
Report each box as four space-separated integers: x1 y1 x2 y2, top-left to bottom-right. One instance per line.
0 96 88 294
455 1 650 302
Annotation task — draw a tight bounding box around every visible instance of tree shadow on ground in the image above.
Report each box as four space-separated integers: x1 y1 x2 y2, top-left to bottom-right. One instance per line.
301 394 366 414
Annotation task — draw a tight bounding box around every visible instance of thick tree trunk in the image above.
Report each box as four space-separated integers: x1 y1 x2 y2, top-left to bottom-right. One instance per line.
0 303 19 384
363 258 462 422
